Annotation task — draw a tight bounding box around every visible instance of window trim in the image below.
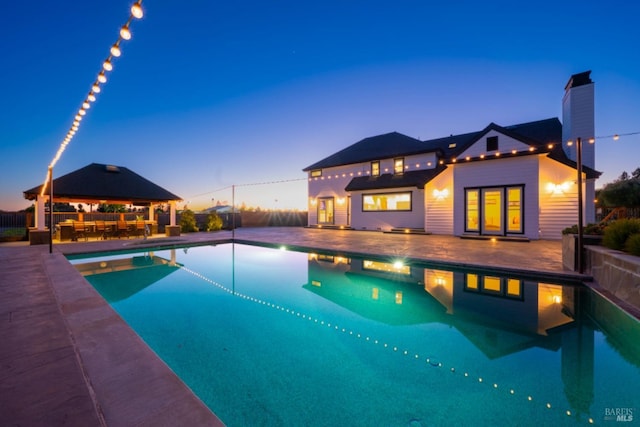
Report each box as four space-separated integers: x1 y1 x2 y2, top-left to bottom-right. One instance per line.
362 191 412 212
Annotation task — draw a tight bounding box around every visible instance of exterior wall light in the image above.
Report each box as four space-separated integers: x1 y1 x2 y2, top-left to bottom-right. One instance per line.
433 189 449 200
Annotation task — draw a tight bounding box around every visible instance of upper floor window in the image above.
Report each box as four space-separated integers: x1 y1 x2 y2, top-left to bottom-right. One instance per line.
486 136 498 152
394 158 404 174
310 169 322 178
371 161 380 176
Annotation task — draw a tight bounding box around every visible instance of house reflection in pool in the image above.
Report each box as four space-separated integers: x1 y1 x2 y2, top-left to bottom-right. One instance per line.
303 253 594 415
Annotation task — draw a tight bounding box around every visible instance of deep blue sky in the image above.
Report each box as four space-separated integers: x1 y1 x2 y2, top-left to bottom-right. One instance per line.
1 0 639 211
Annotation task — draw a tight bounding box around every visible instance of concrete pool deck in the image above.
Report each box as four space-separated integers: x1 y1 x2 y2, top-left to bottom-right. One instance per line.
0 227 589 426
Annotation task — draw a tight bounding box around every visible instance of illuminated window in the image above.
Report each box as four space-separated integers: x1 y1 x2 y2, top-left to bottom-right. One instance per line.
371 161 380 176
363 260 411 275
466 189 479 231
310 169 322 177
465 273 523 300
362 192 411 211
507 187 523 233
465 185 524 235
506 279 522 297
483 276 502 293
466 273 479 290
394 158 404 174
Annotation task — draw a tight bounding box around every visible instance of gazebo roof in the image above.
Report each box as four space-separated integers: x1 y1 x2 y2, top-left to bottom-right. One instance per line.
24 163 182 205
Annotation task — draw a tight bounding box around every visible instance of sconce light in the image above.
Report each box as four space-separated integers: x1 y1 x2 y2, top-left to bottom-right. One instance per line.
336 197 345 206
433 188 449 201
546 182 572 195
309 198 317 206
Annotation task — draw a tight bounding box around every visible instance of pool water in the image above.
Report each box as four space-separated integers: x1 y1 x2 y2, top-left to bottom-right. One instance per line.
69 243 640 426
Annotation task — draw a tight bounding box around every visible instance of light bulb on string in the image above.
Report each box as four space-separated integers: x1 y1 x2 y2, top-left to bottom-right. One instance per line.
110 43 121 57
120 24 132 40
82 101 90 109
97 72 107 83
131 2 143 19
87 93 96 102
103 59 113 71
92 83 101 93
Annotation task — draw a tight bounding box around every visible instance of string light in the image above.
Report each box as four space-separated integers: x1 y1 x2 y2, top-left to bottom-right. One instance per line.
40 1 144 197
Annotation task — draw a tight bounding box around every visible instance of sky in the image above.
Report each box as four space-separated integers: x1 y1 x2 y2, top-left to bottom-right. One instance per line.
1 0 639 212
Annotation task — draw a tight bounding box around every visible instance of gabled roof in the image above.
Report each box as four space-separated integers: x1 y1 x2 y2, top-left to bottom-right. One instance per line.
303 132 426 171
303 118 566 172
304 117 600 181
24 163 182 204
345 166 447 191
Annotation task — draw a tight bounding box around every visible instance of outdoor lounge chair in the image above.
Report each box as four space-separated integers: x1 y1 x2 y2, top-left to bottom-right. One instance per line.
72 221 88 241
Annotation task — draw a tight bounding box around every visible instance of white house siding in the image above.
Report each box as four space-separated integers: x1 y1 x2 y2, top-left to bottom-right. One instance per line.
452 155 540 239
350 187 425 231
456 130 533 159
307 164 354 226
425 168 454 234
307 153 439 227
538 156 581 239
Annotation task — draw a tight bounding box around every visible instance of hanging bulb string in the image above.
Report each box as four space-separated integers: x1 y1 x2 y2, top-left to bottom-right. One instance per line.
40 1 144 197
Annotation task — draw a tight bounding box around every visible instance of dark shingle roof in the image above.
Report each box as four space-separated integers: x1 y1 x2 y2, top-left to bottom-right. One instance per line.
303 132 427 171
303 117 600 180
345 166 447 191
24 163 182 204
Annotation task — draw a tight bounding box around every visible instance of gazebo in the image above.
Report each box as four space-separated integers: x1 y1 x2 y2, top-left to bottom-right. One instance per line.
24 163 182 242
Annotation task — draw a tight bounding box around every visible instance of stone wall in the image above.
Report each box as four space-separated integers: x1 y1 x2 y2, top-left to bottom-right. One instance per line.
585 245 640 314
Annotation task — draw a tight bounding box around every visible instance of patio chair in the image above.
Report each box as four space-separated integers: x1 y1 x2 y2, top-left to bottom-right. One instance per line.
72 221 88 242
134 221 146 238
116 220 129 239
94 220 111 240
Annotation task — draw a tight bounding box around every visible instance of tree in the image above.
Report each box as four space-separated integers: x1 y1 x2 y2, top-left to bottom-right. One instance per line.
180 209 198 232
599 167 640 208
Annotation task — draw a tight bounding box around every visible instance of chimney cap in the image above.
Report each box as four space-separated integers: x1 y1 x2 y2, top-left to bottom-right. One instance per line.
565 70 592 90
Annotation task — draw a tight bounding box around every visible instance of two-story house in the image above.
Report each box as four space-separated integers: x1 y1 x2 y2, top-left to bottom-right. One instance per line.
303 71 599 240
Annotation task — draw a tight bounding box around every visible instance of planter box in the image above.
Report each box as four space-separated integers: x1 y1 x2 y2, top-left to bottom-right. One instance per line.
562 234 603 271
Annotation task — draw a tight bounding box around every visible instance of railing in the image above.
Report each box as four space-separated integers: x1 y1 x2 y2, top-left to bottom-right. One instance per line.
1 210 309 242
596 206 640 223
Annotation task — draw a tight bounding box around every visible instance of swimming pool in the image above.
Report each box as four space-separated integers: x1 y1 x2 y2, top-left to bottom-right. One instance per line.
68 243 640 426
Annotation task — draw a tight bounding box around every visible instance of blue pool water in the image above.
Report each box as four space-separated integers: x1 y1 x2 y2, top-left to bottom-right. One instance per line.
68 243 640 426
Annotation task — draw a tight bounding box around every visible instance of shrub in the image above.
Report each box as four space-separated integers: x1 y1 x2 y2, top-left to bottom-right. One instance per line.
205 212 223 232
180 209 198 232
562 223 604 235
624 233 640 256
602 219 640 250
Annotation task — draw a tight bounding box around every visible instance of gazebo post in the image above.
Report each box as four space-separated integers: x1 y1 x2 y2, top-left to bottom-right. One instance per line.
169 201 176 226
35 196 46 230
48 166 53 254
